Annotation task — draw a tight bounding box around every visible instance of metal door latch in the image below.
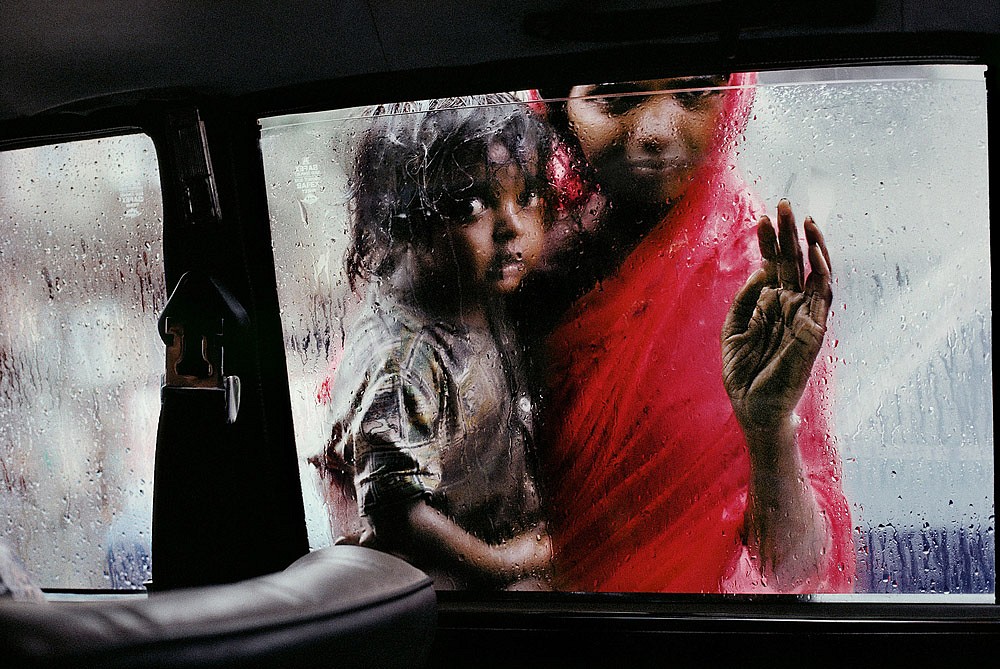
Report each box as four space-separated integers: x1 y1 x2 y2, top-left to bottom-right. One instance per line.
158 272 247 424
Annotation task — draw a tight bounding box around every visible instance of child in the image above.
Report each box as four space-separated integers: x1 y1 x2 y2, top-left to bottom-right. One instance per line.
314 95 555 589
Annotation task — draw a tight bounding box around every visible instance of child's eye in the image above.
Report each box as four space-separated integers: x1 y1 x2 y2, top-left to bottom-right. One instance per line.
465 197 487 218
518 189 541 209
441 196 487 223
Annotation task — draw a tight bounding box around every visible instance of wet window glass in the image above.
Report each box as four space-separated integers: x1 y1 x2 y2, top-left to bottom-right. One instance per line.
0 134 165 590
260 65 992 597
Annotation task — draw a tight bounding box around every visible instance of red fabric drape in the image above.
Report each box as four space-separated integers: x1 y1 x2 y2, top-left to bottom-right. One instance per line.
541 73 854 593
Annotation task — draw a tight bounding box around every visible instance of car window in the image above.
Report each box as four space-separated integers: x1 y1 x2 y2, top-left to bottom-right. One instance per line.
746 66 992 597
259 65 992 596
0 134 164 590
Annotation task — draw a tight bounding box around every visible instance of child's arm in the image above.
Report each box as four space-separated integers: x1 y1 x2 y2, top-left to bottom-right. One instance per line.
346 337 551 589
368 500 552 590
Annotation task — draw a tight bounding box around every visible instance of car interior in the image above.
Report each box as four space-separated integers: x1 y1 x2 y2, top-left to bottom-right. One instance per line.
1 1 998 667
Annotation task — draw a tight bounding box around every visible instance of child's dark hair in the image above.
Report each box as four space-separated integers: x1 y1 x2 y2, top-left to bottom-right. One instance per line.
345 94 555 290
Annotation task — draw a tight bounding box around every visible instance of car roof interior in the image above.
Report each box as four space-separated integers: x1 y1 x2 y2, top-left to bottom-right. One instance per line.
3 0 998 123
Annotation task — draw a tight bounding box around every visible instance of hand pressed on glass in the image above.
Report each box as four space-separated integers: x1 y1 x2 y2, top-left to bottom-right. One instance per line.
722 199 834 588
722 198 833 432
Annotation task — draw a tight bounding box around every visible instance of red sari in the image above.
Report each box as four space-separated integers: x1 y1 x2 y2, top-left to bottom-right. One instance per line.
541 73 854 593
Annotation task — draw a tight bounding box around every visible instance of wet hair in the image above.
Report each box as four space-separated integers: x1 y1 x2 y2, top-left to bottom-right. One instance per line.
345 94 555 290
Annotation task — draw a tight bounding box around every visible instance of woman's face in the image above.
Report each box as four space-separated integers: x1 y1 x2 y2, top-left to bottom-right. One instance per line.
565 75 728 209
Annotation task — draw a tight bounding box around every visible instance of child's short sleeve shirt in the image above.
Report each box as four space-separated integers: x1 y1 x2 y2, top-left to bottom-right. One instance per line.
325 290 542 545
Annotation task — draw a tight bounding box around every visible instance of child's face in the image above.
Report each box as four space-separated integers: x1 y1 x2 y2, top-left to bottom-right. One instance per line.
426 142 545 297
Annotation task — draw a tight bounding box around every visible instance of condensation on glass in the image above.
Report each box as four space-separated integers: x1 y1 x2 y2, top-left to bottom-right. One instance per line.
260 65 992 596
744 67 992 597
0 134 165 589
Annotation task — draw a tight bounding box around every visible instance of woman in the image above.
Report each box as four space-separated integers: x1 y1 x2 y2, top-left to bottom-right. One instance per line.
525 73 854 593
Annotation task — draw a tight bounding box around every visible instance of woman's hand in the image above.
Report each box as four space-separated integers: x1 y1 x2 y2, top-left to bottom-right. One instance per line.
722 199 832 435
721 199 834 587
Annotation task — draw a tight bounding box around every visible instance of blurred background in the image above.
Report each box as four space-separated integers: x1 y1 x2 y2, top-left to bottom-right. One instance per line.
0 134 164 589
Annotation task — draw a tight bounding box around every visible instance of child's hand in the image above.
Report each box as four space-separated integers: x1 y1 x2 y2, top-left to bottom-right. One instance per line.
333 527 378 548
368 501 552 589
504 523 554 584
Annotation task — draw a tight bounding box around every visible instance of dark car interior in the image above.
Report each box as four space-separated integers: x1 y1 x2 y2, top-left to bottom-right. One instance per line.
1 1 998 666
